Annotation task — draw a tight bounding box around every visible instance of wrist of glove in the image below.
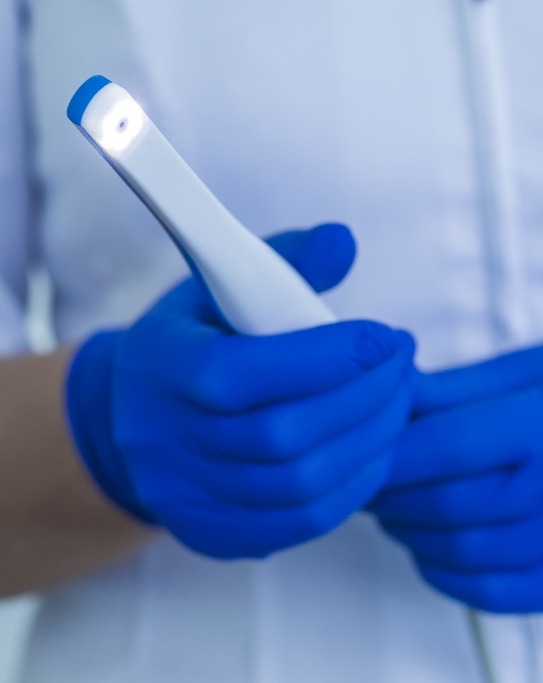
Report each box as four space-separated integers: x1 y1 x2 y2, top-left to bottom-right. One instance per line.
66 224 416 559
67 330 155 524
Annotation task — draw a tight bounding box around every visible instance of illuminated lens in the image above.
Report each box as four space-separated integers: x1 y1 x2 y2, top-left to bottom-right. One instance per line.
96 98 145 153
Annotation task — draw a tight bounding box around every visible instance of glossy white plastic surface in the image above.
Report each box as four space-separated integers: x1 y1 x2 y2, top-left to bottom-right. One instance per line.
77 82 336 335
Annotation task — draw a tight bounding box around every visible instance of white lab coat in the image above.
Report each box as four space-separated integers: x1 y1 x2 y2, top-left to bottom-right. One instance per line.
1 0 543 681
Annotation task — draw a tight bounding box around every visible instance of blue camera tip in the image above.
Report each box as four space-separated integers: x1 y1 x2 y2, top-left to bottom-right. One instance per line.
67 75 111 126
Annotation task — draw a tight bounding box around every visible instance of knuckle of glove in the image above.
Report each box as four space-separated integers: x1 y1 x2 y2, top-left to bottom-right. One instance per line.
501 462 543 520
426 488 464 527
284 460 323 505
468 575 508 613
444 530 483 569
292 503 333 544
255 409 304 461
411 530 482 570
188 341 245 413
418 563 504 612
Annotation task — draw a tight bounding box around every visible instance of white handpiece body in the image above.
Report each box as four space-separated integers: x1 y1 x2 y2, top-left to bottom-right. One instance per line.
68 77 336 335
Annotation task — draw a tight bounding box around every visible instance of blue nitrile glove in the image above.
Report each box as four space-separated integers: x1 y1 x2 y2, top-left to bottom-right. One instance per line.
370 345 543 613
67 223 416 559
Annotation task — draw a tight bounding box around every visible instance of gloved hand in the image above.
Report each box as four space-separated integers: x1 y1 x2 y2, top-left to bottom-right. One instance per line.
370 345 543 613
67 223 416 559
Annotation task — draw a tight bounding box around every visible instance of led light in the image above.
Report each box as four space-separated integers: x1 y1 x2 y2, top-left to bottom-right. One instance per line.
95 98 145 153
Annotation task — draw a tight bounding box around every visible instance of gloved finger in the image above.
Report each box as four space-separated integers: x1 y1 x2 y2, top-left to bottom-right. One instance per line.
265 223 356 293
166 450 392 559
413 344 543 415
416 559 543 613
386 388 543 488
169 383 411 506
370 453 543 528
171 348 414 462
125 318 411 413
156 323 414 414
381 509 543 571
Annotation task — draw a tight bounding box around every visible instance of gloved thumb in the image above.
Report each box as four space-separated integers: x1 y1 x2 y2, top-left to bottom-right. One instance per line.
266 223 356 293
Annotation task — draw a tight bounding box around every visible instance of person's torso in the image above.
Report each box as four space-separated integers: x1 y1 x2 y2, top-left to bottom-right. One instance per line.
15 1 543 681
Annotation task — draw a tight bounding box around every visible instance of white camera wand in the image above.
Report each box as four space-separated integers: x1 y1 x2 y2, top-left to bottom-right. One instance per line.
67 75 336 336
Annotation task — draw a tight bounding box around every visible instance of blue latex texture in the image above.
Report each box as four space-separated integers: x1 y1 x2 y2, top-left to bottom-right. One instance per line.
67 223 416 560
370 346 543 613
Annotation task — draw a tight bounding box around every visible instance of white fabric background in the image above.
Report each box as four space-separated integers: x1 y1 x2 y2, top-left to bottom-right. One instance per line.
3 1 543 682
0 599 37 682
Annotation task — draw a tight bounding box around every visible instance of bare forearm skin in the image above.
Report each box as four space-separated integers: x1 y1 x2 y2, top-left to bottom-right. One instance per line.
0 347 153 597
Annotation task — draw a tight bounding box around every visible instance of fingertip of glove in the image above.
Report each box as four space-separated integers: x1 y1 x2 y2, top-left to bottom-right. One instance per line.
312 222 357 283
354 324 416 369
353 322 398 368
395 329 417 358
298 222 356 292
312 222 355 249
